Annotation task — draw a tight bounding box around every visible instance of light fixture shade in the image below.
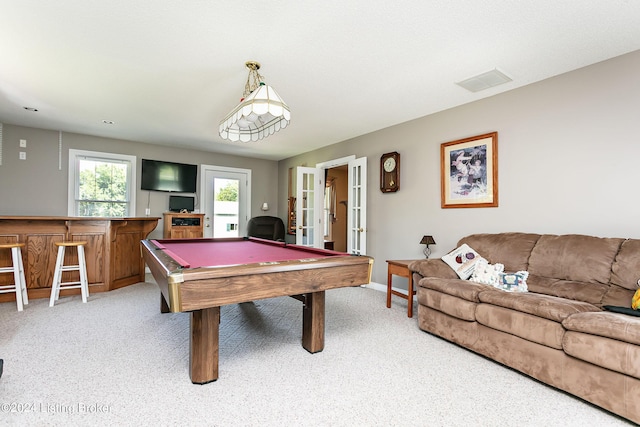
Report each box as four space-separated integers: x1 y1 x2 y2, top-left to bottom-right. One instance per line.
219 84 291 142
261 202 269 211
420 235 436 245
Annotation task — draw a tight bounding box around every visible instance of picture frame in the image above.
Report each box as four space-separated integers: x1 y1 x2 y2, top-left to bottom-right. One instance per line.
441 132 498 208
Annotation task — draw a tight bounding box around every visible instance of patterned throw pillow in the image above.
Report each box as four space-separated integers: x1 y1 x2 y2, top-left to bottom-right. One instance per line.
441 244 482 279
470 258 504 286
496 271 529 292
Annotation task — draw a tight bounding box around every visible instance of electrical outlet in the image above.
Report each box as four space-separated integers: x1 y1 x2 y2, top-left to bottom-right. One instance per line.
145 208 151 216
19 152 26 160
20 139 27 148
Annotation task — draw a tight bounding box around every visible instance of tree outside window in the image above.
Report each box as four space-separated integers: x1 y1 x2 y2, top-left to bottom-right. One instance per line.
68 150 136 217
77 159 129 216
216 181 238 201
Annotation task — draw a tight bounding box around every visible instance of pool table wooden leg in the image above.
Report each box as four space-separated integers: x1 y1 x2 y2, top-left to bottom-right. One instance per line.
302 291 325 353
160 292 170 313
189 306 220 384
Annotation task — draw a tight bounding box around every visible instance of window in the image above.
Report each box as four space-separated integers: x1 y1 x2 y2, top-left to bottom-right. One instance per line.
68 149 136 217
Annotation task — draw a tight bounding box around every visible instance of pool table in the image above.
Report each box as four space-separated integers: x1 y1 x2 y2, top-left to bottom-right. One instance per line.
141 237 373 384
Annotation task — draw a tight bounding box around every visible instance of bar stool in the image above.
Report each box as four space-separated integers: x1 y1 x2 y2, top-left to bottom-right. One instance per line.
0 243 29 311
49 241 89 307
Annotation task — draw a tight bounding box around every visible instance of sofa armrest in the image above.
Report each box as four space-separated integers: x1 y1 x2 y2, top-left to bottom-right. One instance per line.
409 259 457 279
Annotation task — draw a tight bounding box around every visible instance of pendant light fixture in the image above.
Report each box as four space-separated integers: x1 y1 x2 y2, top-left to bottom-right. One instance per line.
219 61 290 142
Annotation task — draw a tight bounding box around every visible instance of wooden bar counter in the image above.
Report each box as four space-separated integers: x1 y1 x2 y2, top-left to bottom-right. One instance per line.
0 216 159 301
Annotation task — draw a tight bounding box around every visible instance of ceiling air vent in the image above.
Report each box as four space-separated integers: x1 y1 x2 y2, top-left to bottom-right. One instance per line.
456 69 512 93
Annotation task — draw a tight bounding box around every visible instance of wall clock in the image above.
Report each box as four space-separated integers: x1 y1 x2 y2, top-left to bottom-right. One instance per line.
380 151 400 193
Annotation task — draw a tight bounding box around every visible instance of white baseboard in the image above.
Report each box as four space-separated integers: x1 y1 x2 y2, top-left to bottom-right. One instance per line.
365 282 386 292
364 282 417 300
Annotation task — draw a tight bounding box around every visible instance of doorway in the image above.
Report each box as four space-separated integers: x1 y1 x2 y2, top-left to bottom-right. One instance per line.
294 155 367 255
324 165 348 252
200 165 251 238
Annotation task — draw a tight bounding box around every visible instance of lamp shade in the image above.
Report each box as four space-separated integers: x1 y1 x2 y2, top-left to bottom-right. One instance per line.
219 83 290 142
219 61 290 143
420 235 436 245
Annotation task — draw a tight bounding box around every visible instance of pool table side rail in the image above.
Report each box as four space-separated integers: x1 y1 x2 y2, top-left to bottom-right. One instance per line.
176 258 373 311
141 239 374 313
141 240 177 310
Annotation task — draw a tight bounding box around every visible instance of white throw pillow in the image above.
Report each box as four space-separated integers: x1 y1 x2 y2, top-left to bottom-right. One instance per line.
470 258 504 286
441 243 482 280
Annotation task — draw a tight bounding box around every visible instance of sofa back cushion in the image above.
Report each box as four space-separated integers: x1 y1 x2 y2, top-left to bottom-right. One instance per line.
528 234 623 285
458 233 540 272
527 275 610 306
610 239 640 291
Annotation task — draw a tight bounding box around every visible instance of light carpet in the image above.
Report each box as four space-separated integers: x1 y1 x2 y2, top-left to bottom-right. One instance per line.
0 278 632 426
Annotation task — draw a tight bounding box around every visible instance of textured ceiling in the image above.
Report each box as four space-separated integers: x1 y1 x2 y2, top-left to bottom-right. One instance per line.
1 1 640 160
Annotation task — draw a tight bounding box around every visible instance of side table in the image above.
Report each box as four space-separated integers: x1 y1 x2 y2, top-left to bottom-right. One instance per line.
386 259 419 317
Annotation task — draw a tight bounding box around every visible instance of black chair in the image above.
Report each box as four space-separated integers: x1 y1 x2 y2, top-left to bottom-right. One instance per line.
247 216 286 241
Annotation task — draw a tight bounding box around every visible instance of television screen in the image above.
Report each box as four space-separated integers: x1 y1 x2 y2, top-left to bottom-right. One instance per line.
169 196 195 212
141 159 197 193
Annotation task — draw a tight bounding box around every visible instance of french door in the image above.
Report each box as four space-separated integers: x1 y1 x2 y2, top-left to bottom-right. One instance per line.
347 157 367 255
200 165 251 238
295 167 324 247
295 156 367 255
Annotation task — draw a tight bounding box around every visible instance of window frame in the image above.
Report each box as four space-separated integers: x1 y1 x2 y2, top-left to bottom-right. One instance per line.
68 149 137 217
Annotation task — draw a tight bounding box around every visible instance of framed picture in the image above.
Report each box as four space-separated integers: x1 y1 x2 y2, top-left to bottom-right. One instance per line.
441 132 498 208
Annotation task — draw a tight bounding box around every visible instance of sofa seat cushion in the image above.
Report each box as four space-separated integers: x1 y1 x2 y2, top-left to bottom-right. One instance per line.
478 291 599 323
563 331 640 380
476 304 565 349
562 311 640 346
601 285 636 308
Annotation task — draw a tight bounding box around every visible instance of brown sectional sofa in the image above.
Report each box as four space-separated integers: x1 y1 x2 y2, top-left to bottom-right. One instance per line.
409 232 640 424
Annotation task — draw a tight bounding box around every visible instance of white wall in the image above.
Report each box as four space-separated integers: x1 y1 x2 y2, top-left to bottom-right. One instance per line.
278 50 640 284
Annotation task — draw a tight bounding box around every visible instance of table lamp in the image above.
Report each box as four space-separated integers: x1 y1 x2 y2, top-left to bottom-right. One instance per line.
420 235 436 258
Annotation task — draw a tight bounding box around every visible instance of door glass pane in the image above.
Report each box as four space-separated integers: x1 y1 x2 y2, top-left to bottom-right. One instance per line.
301 171 315 246
213 178 239 238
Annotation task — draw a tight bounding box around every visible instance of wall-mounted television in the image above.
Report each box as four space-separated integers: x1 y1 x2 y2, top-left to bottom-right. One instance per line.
169 195 195 212
141 159 197 193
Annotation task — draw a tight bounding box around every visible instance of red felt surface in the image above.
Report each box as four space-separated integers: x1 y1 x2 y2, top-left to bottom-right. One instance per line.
152 238 340 269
